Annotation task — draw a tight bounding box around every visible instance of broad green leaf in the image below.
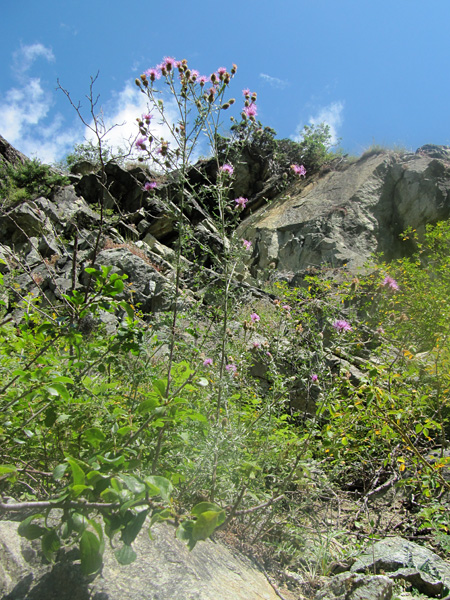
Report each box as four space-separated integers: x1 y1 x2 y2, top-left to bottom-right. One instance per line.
80 530 104 575
115 544 137 565
121 509 148 546
120 474 145 495
153 379 167 397
144 476 173 501
0 465 17 477
66 458 85 486
84 427 106 448
137 395 160 415
70 484 93 497
191 502 224 517
192 509 225 542
18 514 46 540
41 529 60 561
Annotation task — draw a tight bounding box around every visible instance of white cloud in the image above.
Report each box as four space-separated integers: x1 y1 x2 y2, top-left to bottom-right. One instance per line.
12 43 55 75
259 73 289 89
294 101 344 146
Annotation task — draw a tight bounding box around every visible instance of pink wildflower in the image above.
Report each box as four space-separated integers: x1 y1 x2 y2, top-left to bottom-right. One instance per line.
250 312 260 323
164 56 176 70
203 358 213 367
219 164 234 175
291 164 307 178
382 276 400 291
253 341 260 348
234 197 248 209
142 113 152 123
242 88 250 98
243 239 252 250
226 364 237 373
136 137 146 150
311 374 319 382
190 69 199 81
243 103 257 118
198 75 208 86
333 319 352 333
144 68 161 81
217 67 227 76
282 305 291 311
143 181 157 191
208 87 216 97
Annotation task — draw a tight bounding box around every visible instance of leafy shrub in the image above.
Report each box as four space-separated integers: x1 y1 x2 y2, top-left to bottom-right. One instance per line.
0 158 69 206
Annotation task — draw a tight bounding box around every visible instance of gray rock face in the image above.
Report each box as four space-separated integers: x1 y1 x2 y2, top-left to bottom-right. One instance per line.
314 572 393 600
351 536 450 597
0 520 280 600
0 134 28 166
239 150 450 281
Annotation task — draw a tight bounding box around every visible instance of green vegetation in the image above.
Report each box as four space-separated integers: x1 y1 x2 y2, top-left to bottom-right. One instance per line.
0 158 69 206
1 57 450 594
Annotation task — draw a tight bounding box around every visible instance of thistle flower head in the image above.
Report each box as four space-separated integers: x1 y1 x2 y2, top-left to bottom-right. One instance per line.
333 319 352 333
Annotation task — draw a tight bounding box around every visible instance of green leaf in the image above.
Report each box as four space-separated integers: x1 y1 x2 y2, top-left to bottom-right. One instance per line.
41 529 60 561
115 544 137 565
70 484 93 497
84 427 106 448
18 514 46 540
191 502 223 517
46 383 69 401
119 301 135 319
0 464 17 477
80 530 104 575
176 520 196 550
137 395 160 415
144 476 173 501
66 458 85 486
192 509 225 542
120 474 145 495
121 509 148 546
153 379 167 397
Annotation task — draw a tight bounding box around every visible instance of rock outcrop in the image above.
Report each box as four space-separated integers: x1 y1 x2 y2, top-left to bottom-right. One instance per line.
239 148 450 283
0 520 284 600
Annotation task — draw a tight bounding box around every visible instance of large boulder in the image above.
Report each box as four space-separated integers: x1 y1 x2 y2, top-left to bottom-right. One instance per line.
239 148 450 282
0 520 283 600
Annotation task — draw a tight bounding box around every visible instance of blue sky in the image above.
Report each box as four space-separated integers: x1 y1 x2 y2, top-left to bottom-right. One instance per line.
2 0 450 164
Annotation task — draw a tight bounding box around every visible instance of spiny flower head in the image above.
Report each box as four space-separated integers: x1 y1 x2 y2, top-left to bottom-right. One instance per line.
219 164 234 175
242 88 251 98
234 196 248 209
333 319 352 333
226 363 237 373
144 68 161 81
164 56 176 70
243 239 252 250
291 164 307 177
250 312 260 323
243 103 257 118
136 137 146 150
198 75 208 86
382 275 400 291
203 358 213 367
311 374 319 382
143 181 157 191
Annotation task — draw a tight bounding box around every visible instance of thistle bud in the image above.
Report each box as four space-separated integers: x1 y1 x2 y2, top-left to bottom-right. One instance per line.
210 72 217 83
228 98 235 105
222 103 230 110
135 78 142 87
140 74 147 82
251 92 257 102
231 64 237 74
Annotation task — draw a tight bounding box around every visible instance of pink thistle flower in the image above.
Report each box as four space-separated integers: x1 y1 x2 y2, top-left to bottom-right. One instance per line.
242 88 251 98
333 319 353 333
282 305 291 311
266 351 272 357
142 113 152 123
143 181 157 191
198 75 208 86
226 363 237 373
243 239 252 250
203 358 213 367
382 276 400 291
234 197 248 209
253 341 260 348
376 326 385 334
311 374 319 383
208 87 216 97
190 69 199 81
250 312 260 323
135 137 146 150
218 67 227 76
164 56 176 70
243 103 257 118
144 68 161 81
219 164 234 175
291 164 307 178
